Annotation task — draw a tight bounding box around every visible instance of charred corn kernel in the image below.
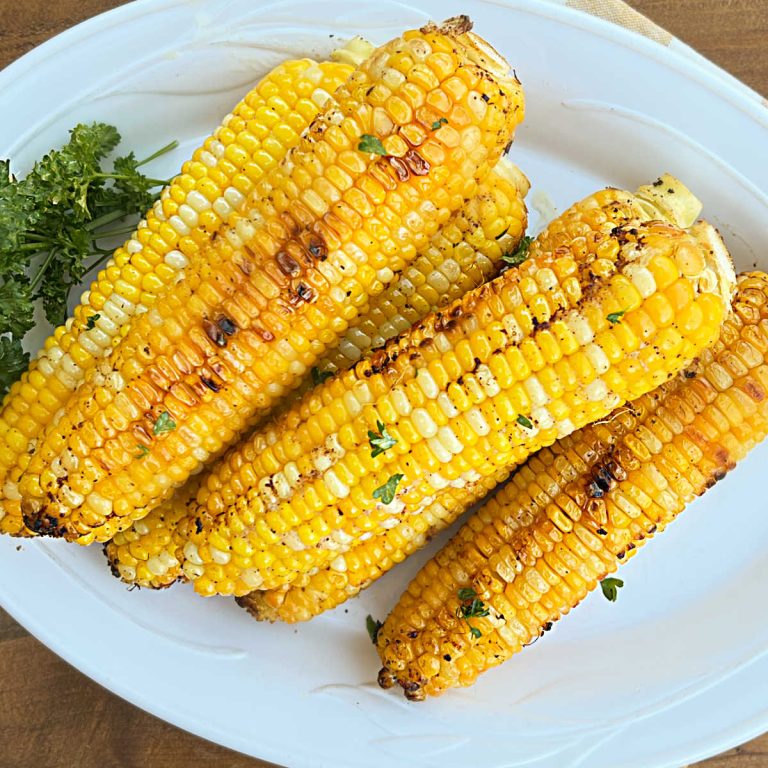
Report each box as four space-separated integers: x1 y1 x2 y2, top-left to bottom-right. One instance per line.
24 19 526 543
0 44 370 537
150 179 733 597
105 160 529 589
376 272 768 700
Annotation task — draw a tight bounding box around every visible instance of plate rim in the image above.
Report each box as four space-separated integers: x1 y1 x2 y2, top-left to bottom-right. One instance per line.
1 1 768 767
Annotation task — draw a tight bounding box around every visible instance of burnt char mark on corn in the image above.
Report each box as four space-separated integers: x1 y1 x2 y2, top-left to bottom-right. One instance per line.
202 319 227 348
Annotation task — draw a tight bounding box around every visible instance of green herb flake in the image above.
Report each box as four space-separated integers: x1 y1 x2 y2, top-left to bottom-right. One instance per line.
311 366 333 386
134 443 150 459
368 419 397 458
366 614 383 645
86 313 100 330
600 576 624 602
373 473 404 505
431 117 449 130
358 134 387 156
607 309 627 325
517 414 533 429
456 586 490 639
152 411 176 435
501 235 532 267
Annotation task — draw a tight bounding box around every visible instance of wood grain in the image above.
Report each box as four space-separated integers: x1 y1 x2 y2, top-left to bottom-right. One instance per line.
0 1 766 766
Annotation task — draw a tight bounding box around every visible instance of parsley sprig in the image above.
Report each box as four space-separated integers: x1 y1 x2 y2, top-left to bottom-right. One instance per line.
0 122 177 396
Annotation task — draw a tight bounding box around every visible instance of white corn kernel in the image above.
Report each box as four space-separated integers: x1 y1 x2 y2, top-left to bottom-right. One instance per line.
209 546 231 565
624 263 657 298
239 569 264 589
183 541 203 565
323 469 350 499
465 407 490 436
524 375 548 407
412 408 438 438
186 190 211 212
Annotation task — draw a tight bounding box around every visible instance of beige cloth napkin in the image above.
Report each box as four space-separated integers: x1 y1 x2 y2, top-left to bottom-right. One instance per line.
545 0 767 109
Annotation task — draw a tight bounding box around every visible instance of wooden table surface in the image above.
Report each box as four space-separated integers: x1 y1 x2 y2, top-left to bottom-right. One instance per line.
1 1 766 766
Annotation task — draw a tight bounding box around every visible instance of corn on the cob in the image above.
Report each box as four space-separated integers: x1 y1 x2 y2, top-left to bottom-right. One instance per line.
20 17 526 543
167 177 734 598
105 160 529 588
230 176 732 620
0 43 372 537
375 272 768 699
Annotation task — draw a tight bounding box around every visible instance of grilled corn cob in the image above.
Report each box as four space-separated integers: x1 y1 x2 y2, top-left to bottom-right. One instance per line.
21 17 526 543
231 176 731 620
0 43 372 537
169 178 734 598
375 272 768 699
105 160 529 588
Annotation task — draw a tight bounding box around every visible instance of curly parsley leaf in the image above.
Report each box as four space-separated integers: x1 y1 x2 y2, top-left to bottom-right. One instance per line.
0 279 35 338
0 336 29 396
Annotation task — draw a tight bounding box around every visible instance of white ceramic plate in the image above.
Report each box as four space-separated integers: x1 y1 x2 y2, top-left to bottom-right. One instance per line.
1 1 768 766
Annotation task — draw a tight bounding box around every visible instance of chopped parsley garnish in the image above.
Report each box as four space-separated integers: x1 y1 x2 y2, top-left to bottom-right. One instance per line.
516 414 533 429
368 420 397 458
456 586 490 639
373 473 404 505
431 117 449 130
501 235 532 267
0 122 177 397
311 366 333 386
607 309 627 325
366 614 383 645
134 444 149 459
600 576 624 602
86 313 100 330
152 411 176 435
358 134 387 156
